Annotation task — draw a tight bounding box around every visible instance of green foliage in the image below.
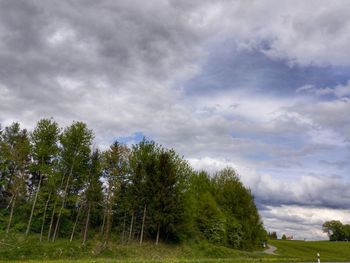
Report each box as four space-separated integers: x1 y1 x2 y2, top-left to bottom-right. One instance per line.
268 232 277 239
323 220 350 241
26 118 61 235
213 168 264 249
1 122 31 233
0 118 266 252
226 215 243 248
0 232 247 261
196 192 225 244
2 235 350 262
31 118 60 166
183 169 265 249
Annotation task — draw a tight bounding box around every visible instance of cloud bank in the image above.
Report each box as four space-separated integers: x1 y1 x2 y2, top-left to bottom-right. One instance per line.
1 0 350 239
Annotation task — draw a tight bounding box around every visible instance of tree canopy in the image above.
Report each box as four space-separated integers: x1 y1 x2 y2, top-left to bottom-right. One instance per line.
323 220 350 241
0 118 267 249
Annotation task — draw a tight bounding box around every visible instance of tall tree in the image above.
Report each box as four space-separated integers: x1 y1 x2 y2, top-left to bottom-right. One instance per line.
26 118 60 235
128 139 157 244
101 141 129 245
147 147 191 244
323 220 346 241
213 168 266 249
2 123 31 233
52 121 93 241
82 150 103 245
183 171 223 243
0 118 268 250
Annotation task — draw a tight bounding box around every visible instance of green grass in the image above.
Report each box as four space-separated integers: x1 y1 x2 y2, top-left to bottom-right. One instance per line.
0 233 250 262
1 234 350 262
269 239 350 262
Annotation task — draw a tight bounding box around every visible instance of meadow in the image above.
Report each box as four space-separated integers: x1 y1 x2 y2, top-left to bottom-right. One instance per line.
269 239 350 262
1 235 350 262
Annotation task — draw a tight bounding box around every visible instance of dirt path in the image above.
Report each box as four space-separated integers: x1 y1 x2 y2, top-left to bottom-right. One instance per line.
264 244 278 255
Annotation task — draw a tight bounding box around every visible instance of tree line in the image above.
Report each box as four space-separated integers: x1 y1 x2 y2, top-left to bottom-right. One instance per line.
0 118 266 249
323 220 350 241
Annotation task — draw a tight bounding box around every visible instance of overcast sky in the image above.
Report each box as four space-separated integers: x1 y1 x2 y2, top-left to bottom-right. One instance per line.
1 0 350 240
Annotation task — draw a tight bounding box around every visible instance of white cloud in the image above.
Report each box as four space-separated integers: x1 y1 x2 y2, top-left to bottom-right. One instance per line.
188 156 350 240
296 81 350 98
200 0 350 67
262 205 350 240
1 0 350 241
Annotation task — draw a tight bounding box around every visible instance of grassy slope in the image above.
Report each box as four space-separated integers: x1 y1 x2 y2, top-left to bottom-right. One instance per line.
0 233 254 262
1 234 350 262
269 239 350 262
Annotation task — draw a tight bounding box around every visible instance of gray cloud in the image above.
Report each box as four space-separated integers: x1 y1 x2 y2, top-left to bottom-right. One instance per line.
255 176 350 209
260 205 350 240
1 0 350 240
0 0 207 141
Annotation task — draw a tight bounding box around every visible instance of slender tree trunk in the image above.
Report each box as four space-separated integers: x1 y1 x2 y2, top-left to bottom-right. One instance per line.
6 170 23 234
82 203 91 246
155 223 160 246
26 173 43 235
47 200 57 241
136 230 140 241
103 205 112 244
6 194 14 210
103 186 113 245
100 209 106 236
40 191 52 242
139 204 147 245
70 204 81 242
6 193 17 234
53 161 75 242
52 218 60 241
48 175 65 241
128 209 134 242
121 210 126 243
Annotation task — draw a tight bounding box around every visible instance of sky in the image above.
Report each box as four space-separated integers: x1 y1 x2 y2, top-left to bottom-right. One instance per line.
1 0 350 240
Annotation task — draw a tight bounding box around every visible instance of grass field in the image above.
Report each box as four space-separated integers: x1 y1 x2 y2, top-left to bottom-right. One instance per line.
269 239 350 262
1 235 350 262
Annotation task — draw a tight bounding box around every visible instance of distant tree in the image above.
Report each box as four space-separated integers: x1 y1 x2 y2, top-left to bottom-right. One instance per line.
343 224 350 241
323 220 347 241
268 231 278 239
281 234 287 240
